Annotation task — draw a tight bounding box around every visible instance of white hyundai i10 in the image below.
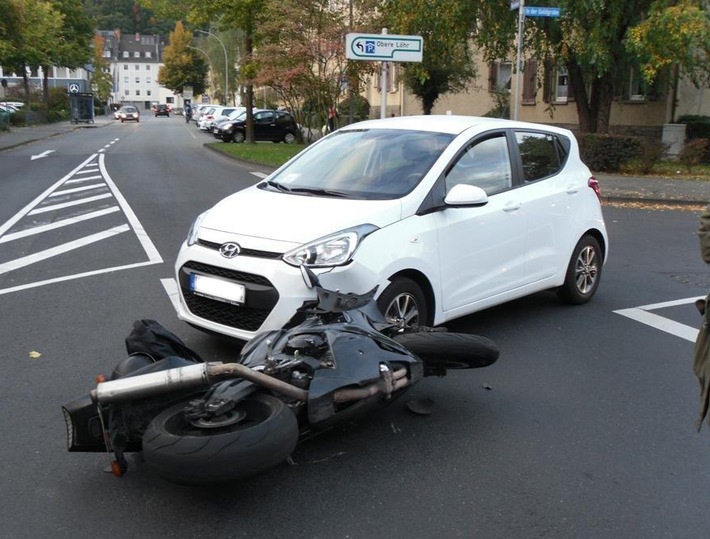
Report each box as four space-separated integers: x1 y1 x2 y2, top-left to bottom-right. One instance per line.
174 115 608 341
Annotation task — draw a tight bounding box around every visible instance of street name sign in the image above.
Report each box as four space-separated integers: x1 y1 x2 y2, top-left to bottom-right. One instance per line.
524 6 561 17
346 33 423 63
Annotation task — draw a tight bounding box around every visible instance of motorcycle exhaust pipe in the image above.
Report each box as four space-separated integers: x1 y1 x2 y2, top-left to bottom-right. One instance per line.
333 367 409 403
91 362 309 404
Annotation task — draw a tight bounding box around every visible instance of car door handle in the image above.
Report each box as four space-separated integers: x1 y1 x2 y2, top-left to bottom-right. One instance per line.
503 202 522 212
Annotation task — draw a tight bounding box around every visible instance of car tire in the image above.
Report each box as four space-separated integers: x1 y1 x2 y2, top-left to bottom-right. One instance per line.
142 393 299 485
283 132 296 144
557 235 603 304
377 277 429 330
233 131 246 143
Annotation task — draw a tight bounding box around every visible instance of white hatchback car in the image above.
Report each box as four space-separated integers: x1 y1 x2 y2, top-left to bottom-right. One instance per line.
175 115 608 341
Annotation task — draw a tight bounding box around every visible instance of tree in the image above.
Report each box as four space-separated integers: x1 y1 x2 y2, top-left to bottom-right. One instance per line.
384 0 477 114
253 0 377 131
158 21 208 97
91 33 114 109
474 0 710 133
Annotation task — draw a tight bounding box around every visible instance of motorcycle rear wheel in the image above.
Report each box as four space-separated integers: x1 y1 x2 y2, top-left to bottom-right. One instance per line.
142 393 298 485
393 332 499 370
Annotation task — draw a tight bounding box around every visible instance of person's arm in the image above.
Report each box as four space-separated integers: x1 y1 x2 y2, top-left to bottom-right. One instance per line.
699 204 710 263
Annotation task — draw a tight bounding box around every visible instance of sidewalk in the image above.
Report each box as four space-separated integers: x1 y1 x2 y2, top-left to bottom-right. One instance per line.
0 119 707 206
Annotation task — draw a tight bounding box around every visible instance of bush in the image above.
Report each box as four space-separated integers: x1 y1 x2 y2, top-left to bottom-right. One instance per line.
678 115 710 140
679 138 710 173
337 95 371 124
577 134 642 172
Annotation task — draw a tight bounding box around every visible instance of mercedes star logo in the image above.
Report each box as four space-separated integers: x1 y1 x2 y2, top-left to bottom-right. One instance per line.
219 242 241 258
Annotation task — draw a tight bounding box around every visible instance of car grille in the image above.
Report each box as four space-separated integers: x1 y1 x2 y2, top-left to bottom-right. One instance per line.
179 261 278 332
197 239 282 259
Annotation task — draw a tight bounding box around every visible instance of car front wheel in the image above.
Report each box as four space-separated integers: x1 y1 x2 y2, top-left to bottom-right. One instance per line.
557 235 602 304
377 277 429 330
232 130 245 143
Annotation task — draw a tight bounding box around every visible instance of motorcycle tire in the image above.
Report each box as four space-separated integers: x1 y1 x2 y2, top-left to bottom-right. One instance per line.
393 332 499 370
142 393 298 485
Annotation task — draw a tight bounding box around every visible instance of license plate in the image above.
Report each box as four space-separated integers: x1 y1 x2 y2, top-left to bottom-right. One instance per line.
190 274 245 305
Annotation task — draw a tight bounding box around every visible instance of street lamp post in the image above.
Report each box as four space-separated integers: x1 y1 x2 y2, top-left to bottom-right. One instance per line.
196 29 229 106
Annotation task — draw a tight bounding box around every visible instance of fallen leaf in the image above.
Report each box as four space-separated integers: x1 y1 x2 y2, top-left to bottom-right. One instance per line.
29 351 42 359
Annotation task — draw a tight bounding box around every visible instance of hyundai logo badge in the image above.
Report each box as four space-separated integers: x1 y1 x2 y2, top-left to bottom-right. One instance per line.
219 242 241 258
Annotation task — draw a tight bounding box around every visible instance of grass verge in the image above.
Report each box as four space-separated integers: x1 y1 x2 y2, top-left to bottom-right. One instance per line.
206 141 308 167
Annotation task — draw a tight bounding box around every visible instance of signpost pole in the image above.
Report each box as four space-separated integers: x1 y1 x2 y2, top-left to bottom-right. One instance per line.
380 28 388 119
513 0 525 121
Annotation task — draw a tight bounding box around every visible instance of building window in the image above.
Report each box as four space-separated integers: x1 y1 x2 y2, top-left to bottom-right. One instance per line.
146 77 151 85
135 64 140 70
627 68 646 101
555 66 569 103
522 59 537 105
146 65 151 71
135 77 140 84
489 61 512 93
145 51 152 59
134 52 140 58
135 90 140 96
122 51 128 58
147 90 151 96
123 64 128 70
124 77 128 85
124 89 129 96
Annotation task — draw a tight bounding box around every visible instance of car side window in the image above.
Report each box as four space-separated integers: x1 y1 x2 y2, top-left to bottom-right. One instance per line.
515 131 565 182
255 112 275 124
445 134 512 196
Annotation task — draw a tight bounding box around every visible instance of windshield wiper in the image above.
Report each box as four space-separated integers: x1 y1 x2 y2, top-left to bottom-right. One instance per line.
288 187 351 198
263 180 292 193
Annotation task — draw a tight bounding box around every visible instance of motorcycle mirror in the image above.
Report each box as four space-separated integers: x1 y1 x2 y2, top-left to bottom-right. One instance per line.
299 265 320 289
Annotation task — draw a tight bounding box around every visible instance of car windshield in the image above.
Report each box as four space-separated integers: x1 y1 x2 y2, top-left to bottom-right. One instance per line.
262 129 454 200
123 107 137 112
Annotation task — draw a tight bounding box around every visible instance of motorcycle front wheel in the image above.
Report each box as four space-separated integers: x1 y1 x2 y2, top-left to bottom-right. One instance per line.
393 332 499 371
142 393 298 485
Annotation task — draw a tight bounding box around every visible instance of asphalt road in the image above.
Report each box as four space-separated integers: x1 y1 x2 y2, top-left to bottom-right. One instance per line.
0 116 709 539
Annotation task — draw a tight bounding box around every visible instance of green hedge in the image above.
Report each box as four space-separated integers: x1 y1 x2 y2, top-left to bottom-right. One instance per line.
577 134 642 172
678 115 710 163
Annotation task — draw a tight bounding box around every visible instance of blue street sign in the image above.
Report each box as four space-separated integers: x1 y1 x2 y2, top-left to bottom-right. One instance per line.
524 6 561 17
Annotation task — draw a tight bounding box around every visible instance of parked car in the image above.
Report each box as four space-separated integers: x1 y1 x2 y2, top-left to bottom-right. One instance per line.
174 115 609 341
201 106 239 132
214 108 299 143
118 105 140 122
155 104 170 117
191 104 211 124
212 109 247 137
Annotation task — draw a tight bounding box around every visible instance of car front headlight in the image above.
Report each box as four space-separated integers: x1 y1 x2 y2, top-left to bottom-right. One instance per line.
186 211 208 246
221 123 233 131
283 224 378 268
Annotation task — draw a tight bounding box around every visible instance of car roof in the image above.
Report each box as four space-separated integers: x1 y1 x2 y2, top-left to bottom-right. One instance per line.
342 115 572 137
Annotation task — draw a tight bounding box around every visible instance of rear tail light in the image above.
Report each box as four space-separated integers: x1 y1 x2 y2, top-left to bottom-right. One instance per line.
588 176 602 202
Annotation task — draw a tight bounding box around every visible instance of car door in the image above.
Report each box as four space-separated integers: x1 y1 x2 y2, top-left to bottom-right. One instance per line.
431 131 528 312
254 111 277 140
510 130 575 282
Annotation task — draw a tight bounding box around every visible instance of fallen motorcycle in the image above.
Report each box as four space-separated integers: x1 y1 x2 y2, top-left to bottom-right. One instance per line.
63 268 499 485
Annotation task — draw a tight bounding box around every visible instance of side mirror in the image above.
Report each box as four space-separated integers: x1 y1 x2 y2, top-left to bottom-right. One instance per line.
444 184 489 207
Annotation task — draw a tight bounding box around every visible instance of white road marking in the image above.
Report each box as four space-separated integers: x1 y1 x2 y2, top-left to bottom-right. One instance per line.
65 175 103 183
28 193 113 214
0 207 120 243
0 224 129 275
98 153 162 263
251 172 268 179
49 184 106 196
30 150 55 161
614 296 704 342
0 154 98 237
161 278 181 312
0 148 163 296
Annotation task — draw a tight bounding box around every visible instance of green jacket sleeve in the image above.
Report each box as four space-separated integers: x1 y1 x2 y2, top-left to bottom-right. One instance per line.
700 204 710 264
